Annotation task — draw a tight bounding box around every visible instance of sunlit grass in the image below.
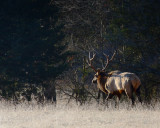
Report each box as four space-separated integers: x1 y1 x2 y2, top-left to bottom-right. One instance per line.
0 99 160 128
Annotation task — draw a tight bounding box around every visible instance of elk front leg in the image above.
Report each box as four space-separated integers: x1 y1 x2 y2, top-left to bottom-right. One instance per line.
102 92 107 103
105 93 114 107
97 89 101 104
115 94 121 108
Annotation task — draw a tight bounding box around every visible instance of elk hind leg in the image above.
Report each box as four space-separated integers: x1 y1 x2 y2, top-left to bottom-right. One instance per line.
125 85 135 106
136 86 142 103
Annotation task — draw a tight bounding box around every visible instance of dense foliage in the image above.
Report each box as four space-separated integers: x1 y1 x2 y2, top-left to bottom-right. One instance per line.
0 0 159 103
0 0 71 101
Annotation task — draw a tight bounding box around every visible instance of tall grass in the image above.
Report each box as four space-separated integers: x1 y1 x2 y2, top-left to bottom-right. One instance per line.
0 98 160 128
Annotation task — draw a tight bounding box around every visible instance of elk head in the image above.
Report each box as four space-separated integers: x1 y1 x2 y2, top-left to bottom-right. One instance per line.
87 51 116 84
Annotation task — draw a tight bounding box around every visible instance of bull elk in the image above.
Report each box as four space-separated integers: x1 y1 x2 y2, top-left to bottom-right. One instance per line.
88 52 142 105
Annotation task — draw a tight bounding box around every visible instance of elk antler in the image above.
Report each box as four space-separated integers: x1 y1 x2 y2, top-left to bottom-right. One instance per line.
102 51 116 71
87 52 97 72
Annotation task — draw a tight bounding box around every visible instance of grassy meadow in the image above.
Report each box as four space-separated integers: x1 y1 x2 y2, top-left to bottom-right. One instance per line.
0 98 160 128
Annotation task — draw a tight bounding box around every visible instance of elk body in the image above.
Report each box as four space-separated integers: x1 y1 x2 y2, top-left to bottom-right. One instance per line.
88 52 142 105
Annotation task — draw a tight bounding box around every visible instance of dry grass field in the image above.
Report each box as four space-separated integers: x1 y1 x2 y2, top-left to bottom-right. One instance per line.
0 99 160 128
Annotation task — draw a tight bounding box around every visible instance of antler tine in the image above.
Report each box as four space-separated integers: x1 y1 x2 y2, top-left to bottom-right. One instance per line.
102 51 116 71
110 51 116 61
102 53 109 71
90 53 96 61
89 52 91 60
88 52 97 72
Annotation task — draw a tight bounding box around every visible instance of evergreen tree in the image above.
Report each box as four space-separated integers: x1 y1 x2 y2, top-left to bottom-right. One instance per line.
0 0 71 101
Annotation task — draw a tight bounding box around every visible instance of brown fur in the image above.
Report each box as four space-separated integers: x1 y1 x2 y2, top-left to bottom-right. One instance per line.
97 74 108 94
92 70 142 105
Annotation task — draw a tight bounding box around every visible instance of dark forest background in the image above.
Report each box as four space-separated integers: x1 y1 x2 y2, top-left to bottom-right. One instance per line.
0 0 160 104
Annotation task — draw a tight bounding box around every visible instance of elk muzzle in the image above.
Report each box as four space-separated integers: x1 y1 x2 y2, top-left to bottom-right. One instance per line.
92 77 97 83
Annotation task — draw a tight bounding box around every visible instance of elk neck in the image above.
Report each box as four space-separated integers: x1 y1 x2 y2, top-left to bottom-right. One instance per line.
97 72 108 94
